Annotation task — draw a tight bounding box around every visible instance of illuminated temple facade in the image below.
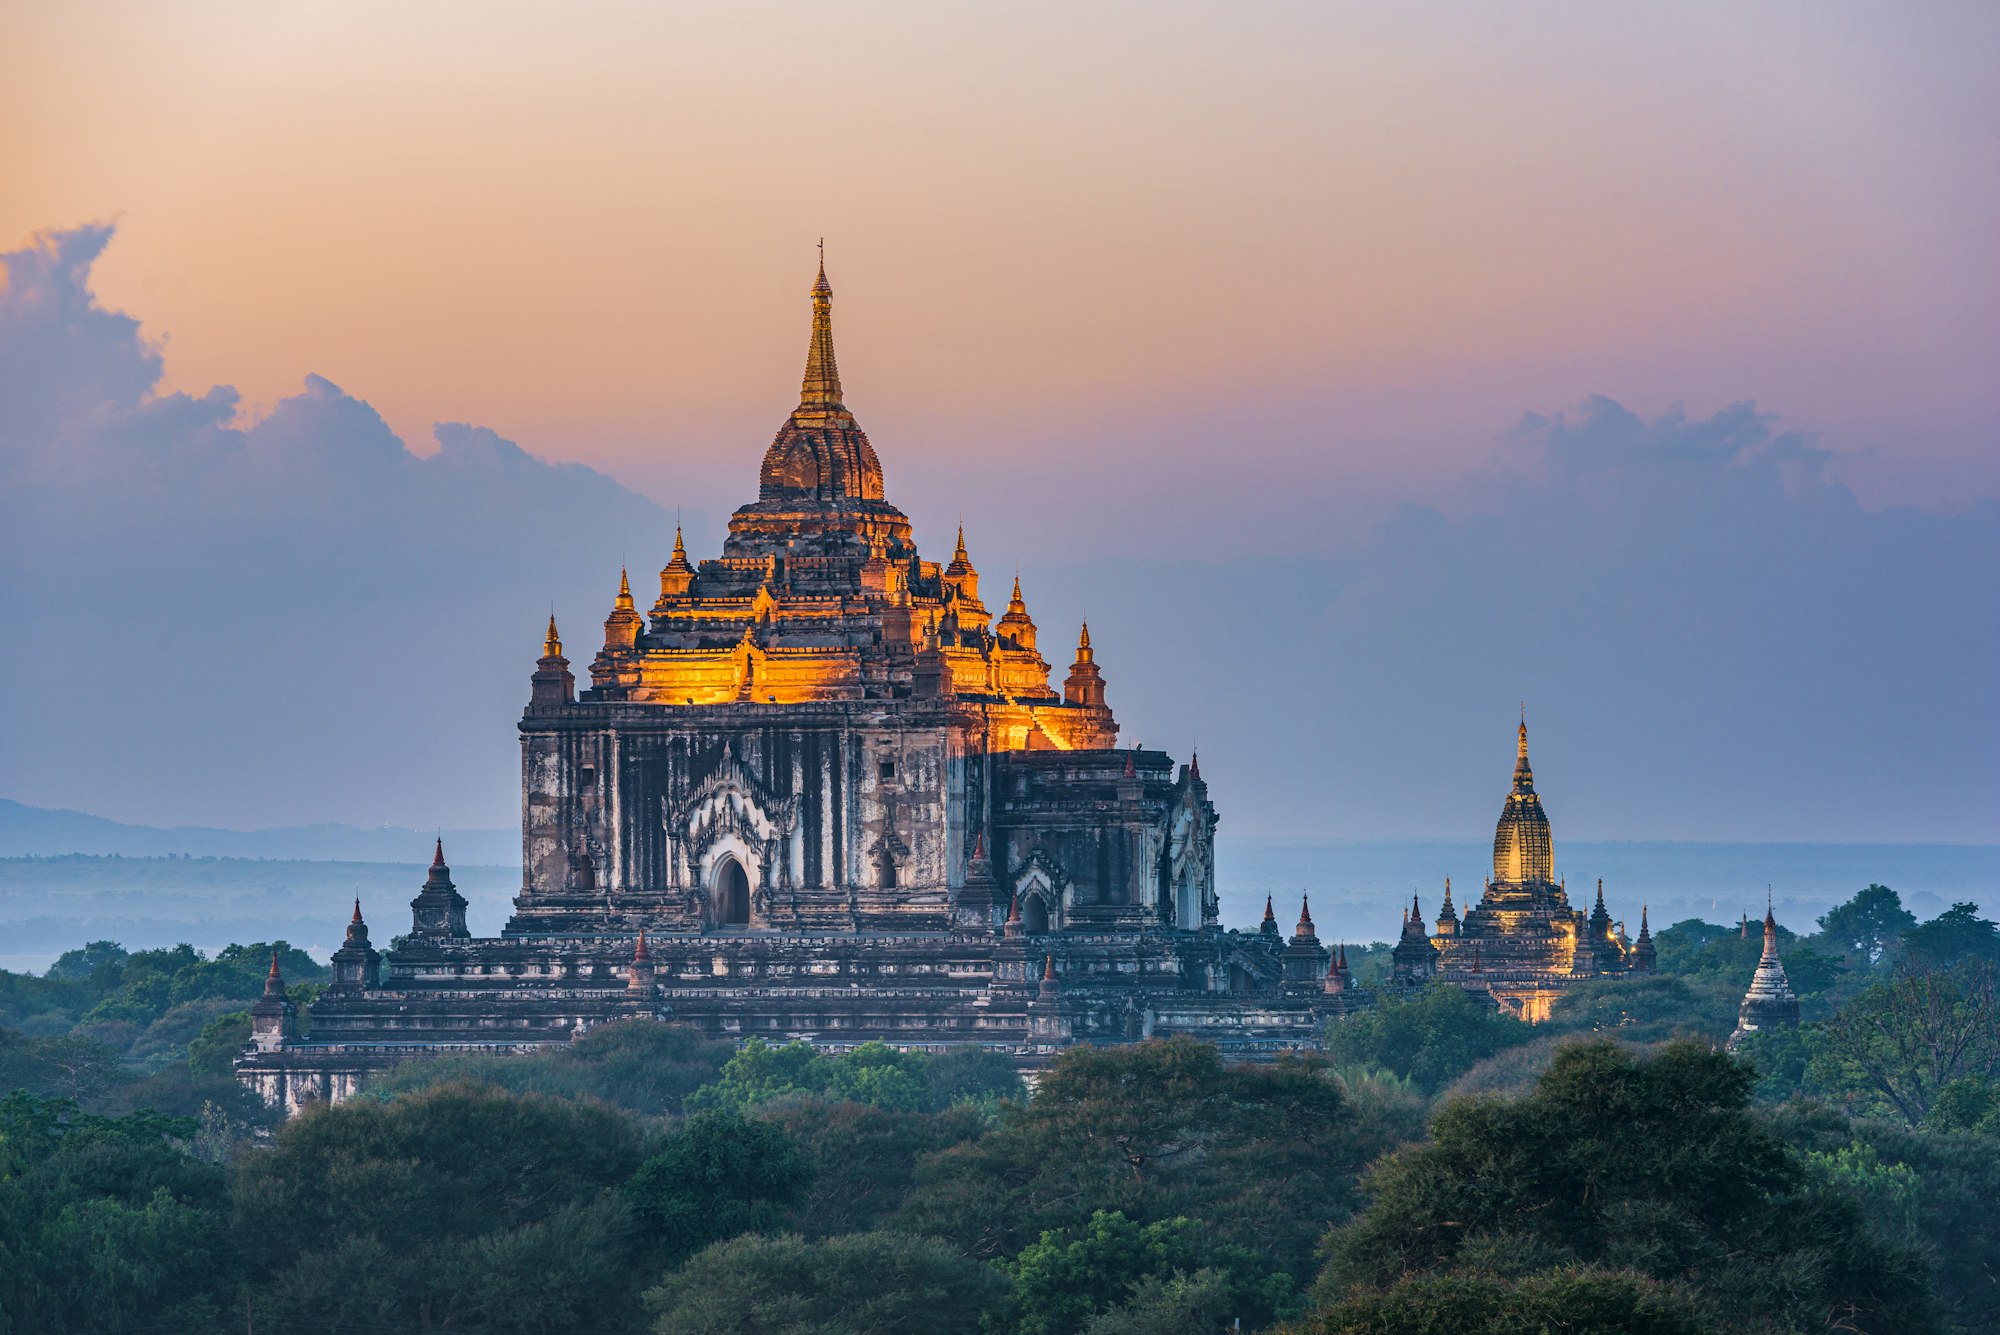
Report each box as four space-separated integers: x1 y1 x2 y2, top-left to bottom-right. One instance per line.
237 262 1352 1113
1388 720 1652 1021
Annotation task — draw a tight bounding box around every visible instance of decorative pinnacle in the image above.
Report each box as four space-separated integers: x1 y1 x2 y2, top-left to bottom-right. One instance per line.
616 567 633 610
1042 953 1057 983
633 930 650 964
1009 574 1025 611
953 523 968 562
1263 894 1275 923
1595 878 1606 911
1296 895 1314 935
351 897 363 925
432 837 445 868
1006 893 1021 925
543 614 562 658
1189 750 1200 780
267 950 282 982
1078 620 1091 650
799 247 842 412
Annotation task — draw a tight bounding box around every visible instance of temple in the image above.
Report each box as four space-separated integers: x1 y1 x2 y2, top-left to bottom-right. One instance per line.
1388 719 1651 1020
1727 904 1801 1047
236 258 1351 1114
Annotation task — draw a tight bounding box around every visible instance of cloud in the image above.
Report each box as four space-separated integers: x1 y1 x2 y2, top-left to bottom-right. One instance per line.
1068 391 1998 843
0 225 675 829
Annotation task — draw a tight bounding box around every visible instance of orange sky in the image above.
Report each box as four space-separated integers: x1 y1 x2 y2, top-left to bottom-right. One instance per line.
3 1 1994 538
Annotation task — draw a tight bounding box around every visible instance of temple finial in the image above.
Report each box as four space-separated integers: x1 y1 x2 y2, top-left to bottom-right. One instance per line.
800 245 841 411
1189 750 1200 780
954 522 967 562
432 837 445 868
544 614 562 658
351 897 364 924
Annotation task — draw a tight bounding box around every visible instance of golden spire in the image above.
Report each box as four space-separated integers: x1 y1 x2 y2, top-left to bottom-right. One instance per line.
1078 619 1091 650
798 244 843 416
954 523 968 563
1008 575 1025 614
1513 716 1535 793
543 615 562 658
672 526 687 561
615 568 634 611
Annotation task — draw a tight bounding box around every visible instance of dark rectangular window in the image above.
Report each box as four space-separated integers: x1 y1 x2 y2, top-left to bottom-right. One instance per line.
878 761 895 781
579 766 595 786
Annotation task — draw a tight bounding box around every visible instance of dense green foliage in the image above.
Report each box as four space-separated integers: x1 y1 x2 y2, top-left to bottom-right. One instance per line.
1322 979 1536 1093
2 887 1994 1334
645 1230 1012 1335
1315 1041 1939 1334
687 1036 1025 1114
900 1037 1413 1285
370 1017 736 1115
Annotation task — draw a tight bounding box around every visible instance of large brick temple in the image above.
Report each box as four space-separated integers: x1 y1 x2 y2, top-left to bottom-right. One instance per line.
237 259 1358 1113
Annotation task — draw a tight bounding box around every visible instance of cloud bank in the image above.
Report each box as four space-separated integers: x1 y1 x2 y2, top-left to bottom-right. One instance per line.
1 226 674 829
1 225 1993 846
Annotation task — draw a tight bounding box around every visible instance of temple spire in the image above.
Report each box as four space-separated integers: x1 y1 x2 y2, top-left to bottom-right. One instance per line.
432 837 445 868
799 247 843 415
1514 717 1535 792
544 615 562 659
616 567 633 610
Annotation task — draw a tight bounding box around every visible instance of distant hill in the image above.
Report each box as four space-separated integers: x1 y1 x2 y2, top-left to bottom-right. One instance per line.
0 798 517 865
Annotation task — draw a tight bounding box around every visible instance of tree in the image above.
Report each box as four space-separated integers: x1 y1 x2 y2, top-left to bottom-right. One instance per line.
1775 1099 2000 1335
644 1231 1010 1335
687 1038 953 1114
1901 903 2000 972
1315 1041 1939 1335
901 1038 1398 1283
369 1019 734 1115
1807 962 2000 1126
771 1099 989 1238
1818 885 1918 966
0 1093 238 1334
1009 1210 1298 1335
1286 1268 1711 1335
232 1082 653 1332
1323 981 1535 1095
626 1109 810 1264
1082 1269 1237 1335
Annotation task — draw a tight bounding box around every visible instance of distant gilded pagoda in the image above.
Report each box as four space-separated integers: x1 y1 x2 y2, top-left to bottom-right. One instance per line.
1391 719 1651 1020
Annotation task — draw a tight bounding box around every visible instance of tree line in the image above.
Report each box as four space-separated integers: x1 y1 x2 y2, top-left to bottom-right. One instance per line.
0 883 1994 1333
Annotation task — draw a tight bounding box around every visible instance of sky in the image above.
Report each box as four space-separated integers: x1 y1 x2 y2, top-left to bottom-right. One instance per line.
0 2 1995 846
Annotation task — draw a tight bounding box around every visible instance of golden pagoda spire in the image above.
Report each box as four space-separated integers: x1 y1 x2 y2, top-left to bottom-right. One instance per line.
672 526 686 561
1513 714 1535 793
954 523 968 563
616 567 634 611
798 242 843 416
543 614 562 658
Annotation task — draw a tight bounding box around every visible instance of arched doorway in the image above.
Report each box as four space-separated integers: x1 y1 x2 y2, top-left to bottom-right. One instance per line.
1022 893 1050 935
714 857 751 928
